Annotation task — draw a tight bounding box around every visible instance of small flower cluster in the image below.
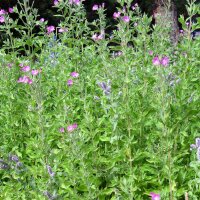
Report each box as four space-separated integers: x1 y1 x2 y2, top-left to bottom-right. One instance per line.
92 3 105 11
0 159 9 169
166 72 180 86
69 0 83 5
18 64 40 85
131 3 138 11
0 8 14 23
47 25 55 34
59 123 78 133
190 138 200 161
152 55 170 67
113 11 130 23
112 51 123 58
9 154 23 168
67 71 79 86
92 31 105 41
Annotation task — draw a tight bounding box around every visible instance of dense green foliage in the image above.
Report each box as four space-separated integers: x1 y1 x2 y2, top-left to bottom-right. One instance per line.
0 0 199 199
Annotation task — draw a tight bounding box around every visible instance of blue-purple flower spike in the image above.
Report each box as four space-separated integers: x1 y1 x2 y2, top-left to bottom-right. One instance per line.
0 159 9 169
9 154 19 162
195 138 200 148
98 80 111 96
46 165 55 177
197 147 200 161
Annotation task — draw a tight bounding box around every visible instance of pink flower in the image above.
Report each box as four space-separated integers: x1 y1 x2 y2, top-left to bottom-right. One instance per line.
131 6 135 10
7 63 13 68
152 56 160 66
17 76 32 84
40 18 45 22
122 16 130 23
134 22 138 26
73 0 81 5
31 69 39 76
161 56 169 67
149 50 153 55
92 33 98 41
47 25 55 34
54 0 59 5
92 32 104 41
113 12 121 19
97 33 104 40
150 192 160 200
69 0 81 5
0 9 6 15
70 72 79 78
21 65 30 72
8 8 14 13
59 127 65 133
59 28 68 33
28 79 33 84
67 123 78 132
92 4 99 11
0 16 5 23
67 79 73 86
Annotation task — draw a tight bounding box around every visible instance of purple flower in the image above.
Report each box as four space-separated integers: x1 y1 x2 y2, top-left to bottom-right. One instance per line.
152 56 160 66
21 65 30 72
9 155 19 162
59 28 68 33
122 16 130 23
92 4 99 11
197 147 200 161
0 159 9 169
150 192 160 200
46 165 55 177
31 69 39 76
54 0 59 5
17 76 33 84
149 50 153 55
113 12 121 19
43 191 56 200
161 56 169 67
0 9 6 15
67 123 78 132
40 18 45 22
59 127 65 133
67 79 73 86
70 0 81 5
70 71 79 77
92 33 103 41
196 138 200 147
47 26 55 34
131 6 135 10
8 7 14 13
191 138 200 150
0 16 5 23
98 81 111 95
7 63 13 68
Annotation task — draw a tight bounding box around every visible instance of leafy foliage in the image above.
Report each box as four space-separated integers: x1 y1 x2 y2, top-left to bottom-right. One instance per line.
0 0 199 199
